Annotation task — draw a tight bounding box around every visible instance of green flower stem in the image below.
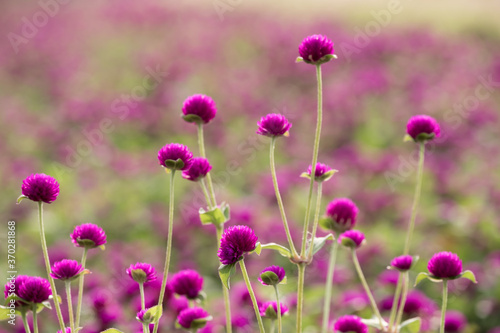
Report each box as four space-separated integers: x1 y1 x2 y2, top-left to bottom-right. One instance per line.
270 137 298 257
404 142 425 255
351 249 384 329
300 64 323 257
388 272 403 332
32 304 38 333
37 202 66 332
65 281 75 333
395 272 409 328
75 247 88 328
239 260 265 333
440 280 449 333
198 123 217 208
153 170 176 333
200 179 214 210
273 285 282 333
296 263 305 333
321 241 338 333
307 182 323 260
139 283 148 333
216 225 233 333
21 312 32 333
270 320 276 333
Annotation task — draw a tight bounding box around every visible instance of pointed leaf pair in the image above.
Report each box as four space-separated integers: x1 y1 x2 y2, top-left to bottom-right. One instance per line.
218 263 237 290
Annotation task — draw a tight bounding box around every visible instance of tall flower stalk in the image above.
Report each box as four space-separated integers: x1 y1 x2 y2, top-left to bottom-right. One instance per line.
321 241 338 333
240 260 266 333
75 247 88 328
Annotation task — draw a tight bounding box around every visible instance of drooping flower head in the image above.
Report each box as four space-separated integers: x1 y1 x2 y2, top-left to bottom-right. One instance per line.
218 225 258 265
406 115 441 142
70 223 107 249
322 198 359 233
256 114 292 137
258 266 285 286
333 315 368 333
427 252 462 279
177 307 212 330
339 230 365 249
20 173 60 204
298 34 334 65
444 310 467 332
50 259 85 281
157 143 193 170
182 94 217 125
170 269 204 300
182 157 212 182
259 301 289 319
304 163 336 183
18 276 52 304
126 262 157 285
391 255 414 272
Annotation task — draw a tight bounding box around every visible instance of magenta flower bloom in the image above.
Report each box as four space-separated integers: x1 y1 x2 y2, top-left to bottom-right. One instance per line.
177 307 211 329
339 230 365 249
50 259 85 281
182 94 217 125
57 329 71 333
256 114 292 137
258 266 285 286
298 34 334 64
18 276 52 304
182 157 212 182
4 275 30 307
259 301 289 318
324 198 359 233
157 143 193 170
126 262 157 285
428 252 463 279
333 315 368 333
444 310 467 332
218 225 258 265
305 163 335 182
391 255 413 272
170 269 204 300
21 173 59 204
70 223 107 249
406 115 441 142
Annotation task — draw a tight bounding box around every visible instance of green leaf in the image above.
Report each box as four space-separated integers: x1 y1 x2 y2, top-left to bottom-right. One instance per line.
191 315 213 329
399 317 421 333
414 272 442 286
260 243 291 258
143 305 162 324
218 263 237 290
458 270 477 283
319 216 334 231
295 56 304 63
164 158 184 170
182 114 204 124
49 294 62 305
100 329 125 333
403 134 414 142
259 271 280 285
199 203 230 226
279 276 287 285
252 242 262 255
300 172 311 179
16 195 27 204
0 305 15 321
310 233 335 256
196 291 207 304
360 317 388 330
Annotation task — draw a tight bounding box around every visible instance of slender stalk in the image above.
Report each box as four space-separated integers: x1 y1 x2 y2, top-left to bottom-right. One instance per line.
440 280 448 333
65 281 75 333
321 241 338 333
403 142 425 255
75 247 88 328
153 170 176 333
139 283 148 333
216 225 233 333
239 260 265 333
32 304 38 333
37 202 66 332
388 272 403 332
307 182 323 260
395 272 409 328
351 250 384 329
198 123 217 207
270 320 276 333
273 285 282 333
300 64 323 257
296 263 305 333
270 137 298 257
21 312 32 333
200 179 214 210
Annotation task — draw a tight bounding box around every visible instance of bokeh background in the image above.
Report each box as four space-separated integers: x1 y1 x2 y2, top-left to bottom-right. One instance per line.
1 0 500 332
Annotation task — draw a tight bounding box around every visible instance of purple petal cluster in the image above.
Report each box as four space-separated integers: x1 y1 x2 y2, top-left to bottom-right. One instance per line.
325 198 359 232
177 307 210 329
157 143 193 170
18 276 52 303
307 162 333 182
444 310 467 332
70 223 107 248
256 114 292 137
258 265 286 286
333 315 368 333
21 173 60 204
338 230 365 249
126 262 157 285
182 157 212 182
298 34 334 64
170 269 204 299
406 115 441 142
259 301 289 318
182 94 217 124
218 225 258 265
57 329 72 333
391 255 413 271
50 259 84 280
428 252 463 279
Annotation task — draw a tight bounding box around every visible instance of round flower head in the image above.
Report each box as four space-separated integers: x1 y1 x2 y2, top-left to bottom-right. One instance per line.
339 230 365 249
18 276 52 304
50 259 85 281
182 157 212 182
333 315 368 333
304 163 336 183
323 198 359 233
177 307 211 330
20 173 59 204
182 94 217 125
391 255 413 272
170 269 204 300
4 275 29 308
126 262 157 285
259 301 289 319
218 225 258 265
256 114 292 137
444 310 467 332
258 265 285 286
406 115 441 142
298 34 334 65
427 252 462 279
157 143 193 171
70 223 107 249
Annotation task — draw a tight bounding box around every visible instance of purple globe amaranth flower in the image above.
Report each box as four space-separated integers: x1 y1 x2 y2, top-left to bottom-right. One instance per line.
258 265 285 286
126 262 157 285
20 173 59 204
428 252 462 279
57 329 71 333
391 255 414 272
177 307 211 330
323 198 359 233
298 34 335 65
304 163 336 183
182 157 212 182
259 301 289 319
256 113 292 137
18 276 52 304
70 223 107 249
182 94 217 125
218 225 258 265
50 259 85 281
170 269 204 300
339 230 365 249
157 143 193 171
334 315 368 333
444 310 467 332
4 275 30 307
406 115 441 142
